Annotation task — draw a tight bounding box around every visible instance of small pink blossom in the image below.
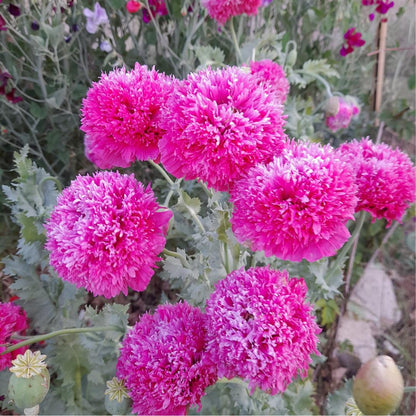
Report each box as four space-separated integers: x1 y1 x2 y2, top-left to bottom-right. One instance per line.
338 137 416 226
45 171 172 298
0 302 29 371
201 0 262 25
249 59 290 104
230 140 358 262
81 64 174 169
340 27 365 56
126 0 142 13
205 267 320 394
325 96 360 132
117 302 217 415
159 66 287 192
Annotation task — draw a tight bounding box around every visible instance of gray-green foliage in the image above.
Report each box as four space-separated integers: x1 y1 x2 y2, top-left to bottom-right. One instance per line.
1 150 128 414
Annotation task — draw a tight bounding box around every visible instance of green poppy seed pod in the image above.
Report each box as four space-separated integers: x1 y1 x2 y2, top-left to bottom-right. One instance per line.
8 367 50 410
104 394 132 415
353 355 404 415
285 48 297 68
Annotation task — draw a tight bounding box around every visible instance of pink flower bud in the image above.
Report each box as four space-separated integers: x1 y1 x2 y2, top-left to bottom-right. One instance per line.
325 96 360 132
126 0 142 13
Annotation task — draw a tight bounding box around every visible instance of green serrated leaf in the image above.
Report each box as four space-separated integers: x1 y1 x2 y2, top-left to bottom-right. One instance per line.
288 71 307 88
181 191 201 215
319 298 340 326
17 213 45 243
326 379 353 415
195 45 225 68
302 59 339 80
309 259 343 299
83 303 129 337
283 379 315 415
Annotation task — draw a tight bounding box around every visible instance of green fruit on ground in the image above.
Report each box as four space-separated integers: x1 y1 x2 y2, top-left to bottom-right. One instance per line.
8 367 50 410
353 355 404 415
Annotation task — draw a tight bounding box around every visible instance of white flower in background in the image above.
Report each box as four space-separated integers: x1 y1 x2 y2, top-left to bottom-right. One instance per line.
83 3 109 34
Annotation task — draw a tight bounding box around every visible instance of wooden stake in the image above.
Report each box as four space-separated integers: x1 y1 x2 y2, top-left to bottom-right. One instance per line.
372 19 388 126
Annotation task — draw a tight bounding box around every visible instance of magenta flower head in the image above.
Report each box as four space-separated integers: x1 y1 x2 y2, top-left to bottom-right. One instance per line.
230 140 358 262
159 66 287 192
338 137 416 226
81 64 174 169
325 96 360 132
0 302 29 371
117 302 217 415
45 171 172 298
201 0 262 25
249 59 290 104
340 27 365 56
205 267 320 394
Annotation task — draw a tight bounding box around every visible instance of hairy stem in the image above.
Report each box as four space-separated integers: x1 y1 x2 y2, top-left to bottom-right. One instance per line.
1 326 119 355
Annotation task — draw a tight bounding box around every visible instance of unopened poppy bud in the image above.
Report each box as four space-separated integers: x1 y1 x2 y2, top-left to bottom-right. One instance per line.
285 48 297 68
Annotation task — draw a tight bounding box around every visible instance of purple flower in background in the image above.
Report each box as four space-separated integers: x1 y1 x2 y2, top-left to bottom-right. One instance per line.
8 4 21 17
340 27 365 56
83 3 108 34
100 40 112 52
31 21 40 30
262 0 273 5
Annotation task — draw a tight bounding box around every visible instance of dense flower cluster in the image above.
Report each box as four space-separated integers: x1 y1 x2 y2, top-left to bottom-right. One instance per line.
338 137 415 226
325 96 360 132
159 66 287 191
81 63 173 169
205 267 320 394
249 59 290 104
117 302 217 415
230 140 358 262
45 171 172 298
201 0 262 25
0 302 29 371
340 27 365 56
